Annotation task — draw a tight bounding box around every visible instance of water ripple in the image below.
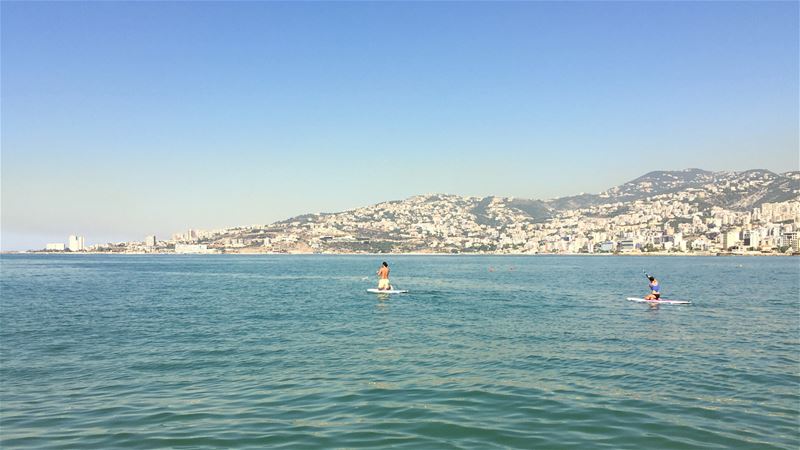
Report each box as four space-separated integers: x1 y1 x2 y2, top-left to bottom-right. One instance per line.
1 254 798 449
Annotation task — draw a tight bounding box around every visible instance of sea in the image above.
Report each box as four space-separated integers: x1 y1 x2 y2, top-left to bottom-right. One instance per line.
1 254 798 449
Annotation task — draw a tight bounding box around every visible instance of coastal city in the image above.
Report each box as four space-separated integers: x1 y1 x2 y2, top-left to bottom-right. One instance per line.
2 2 799 448
38 169 800 256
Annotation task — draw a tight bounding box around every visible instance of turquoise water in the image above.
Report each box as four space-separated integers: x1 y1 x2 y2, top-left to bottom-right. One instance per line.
1 255 798 449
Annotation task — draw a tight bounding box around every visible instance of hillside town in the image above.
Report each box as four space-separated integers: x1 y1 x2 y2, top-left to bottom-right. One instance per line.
39 169 800 255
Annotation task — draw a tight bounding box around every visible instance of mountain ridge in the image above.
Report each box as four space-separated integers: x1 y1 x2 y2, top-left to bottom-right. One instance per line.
193 168 799 254
72 168 799 254
302 168 798 221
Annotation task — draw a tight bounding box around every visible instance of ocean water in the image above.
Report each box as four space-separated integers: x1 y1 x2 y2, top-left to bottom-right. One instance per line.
1 254 798 449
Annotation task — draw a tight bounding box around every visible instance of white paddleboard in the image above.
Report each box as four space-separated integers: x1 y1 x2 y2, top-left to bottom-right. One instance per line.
627 297 691 305
367 289 408 294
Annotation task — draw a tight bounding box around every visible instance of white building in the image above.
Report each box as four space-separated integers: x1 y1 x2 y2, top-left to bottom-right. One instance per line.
781 232 799 252
68 235 85 252
174 243 213 254
691 237 711 251
746 229 761 249
46 243 66 251
721 229 740 250
144 235 157 247
761 201 800 223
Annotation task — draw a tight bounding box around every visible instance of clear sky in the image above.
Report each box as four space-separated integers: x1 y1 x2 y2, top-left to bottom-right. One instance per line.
2 1 798 250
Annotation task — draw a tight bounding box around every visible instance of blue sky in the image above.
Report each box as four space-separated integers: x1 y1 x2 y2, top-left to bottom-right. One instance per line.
2 1 798 250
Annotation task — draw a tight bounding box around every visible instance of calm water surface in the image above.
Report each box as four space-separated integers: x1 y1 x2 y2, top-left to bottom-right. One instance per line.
1 255 798 449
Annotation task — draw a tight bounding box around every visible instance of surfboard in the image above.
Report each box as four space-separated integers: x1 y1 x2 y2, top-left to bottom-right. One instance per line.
626 297 692 305
367 289 408 294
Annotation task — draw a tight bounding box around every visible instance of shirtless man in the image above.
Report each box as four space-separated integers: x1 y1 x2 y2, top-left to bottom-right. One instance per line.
377 261 391 291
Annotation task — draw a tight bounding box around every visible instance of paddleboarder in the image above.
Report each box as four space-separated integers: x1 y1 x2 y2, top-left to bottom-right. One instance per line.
644 273 661 300
377 261 392 291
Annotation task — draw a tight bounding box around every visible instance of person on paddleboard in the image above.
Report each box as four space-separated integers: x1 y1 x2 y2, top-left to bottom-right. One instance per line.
377 262 392 291
644 274 661 300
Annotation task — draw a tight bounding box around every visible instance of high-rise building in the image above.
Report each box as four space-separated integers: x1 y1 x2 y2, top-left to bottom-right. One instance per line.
144 235 157 247
68 235 85 251
721 229 740 250
781 232 798 252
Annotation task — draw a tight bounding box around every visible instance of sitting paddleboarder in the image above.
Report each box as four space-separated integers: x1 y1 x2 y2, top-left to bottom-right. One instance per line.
377 261 392 291
644 273 661 300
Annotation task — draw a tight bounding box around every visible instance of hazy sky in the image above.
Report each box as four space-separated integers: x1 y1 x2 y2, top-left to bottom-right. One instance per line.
2 1 798 250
